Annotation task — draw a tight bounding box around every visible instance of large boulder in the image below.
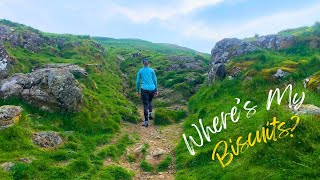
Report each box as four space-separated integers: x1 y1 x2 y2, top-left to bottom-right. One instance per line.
211 38 257 63
36 63 88 77
208 38 256 82
0 105 22 129
0 65 85 112
255 34 295 50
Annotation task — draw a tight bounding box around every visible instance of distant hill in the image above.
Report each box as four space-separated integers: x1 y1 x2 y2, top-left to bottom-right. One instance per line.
93 37 203 56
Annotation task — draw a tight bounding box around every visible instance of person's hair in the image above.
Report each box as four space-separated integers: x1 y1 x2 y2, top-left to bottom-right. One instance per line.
142 58 149 66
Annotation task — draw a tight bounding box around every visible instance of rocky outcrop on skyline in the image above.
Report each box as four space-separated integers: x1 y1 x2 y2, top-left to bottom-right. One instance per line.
208 34 296 82
0 22 105 79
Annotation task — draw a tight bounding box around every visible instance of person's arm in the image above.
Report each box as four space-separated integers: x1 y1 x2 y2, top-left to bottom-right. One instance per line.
136 70 141 96
152 70 158 96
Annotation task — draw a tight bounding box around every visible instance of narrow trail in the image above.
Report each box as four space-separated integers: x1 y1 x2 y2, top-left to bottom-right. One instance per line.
104 106 183 180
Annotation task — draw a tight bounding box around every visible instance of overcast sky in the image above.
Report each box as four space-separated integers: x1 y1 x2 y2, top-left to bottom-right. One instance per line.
1 0 320 53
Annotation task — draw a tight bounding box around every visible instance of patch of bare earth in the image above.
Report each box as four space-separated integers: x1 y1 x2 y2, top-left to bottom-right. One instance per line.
104 107 183 180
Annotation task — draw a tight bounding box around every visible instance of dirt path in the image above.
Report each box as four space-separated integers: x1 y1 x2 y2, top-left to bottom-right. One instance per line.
104 107 183 180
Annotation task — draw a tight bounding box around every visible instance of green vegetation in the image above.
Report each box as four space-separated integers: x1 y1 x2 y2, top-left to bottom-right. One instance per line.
140 160 154 172
154 108 187 125
94 37 209 125
97 134 135 161
175 23 320 179
140 155 173 173
95 37 209 107
1 19 320 179
0 20 139 179
157 155 172 172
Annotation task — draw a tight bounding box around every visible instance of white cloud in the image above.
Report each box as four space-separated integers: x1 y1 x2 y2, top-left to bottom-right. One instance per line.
110 0 223 23
173 2 320 42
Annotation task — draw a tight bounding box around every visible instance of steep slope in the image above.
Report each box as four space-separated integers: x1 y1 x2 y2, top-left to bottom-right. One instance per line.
0 20 139 179
175 23 320 179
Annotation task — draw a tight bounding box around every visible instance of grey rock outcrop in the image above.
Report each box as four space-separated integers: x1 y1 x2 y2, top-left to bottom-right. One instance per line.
293 104 320 116
0 44 13 79
0 105 22 129
208 34 296 82
36 64 88 77
208 63 226 82
255 34 295 50
211 38 257 63
0 23 106 79
0 65 85 112
131 52 141 58
166 55 204 71
32 131 62 148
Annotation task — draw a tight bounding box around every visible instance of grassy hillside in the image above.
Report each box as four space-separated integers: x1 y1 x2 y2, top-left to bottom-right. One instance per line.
175 23 320 179
94 37 210 125
0 20 139 179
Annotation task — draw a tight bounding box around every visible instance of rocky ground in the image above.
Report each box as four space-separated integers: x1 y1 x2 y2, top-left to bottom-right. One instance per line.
103 107 183 180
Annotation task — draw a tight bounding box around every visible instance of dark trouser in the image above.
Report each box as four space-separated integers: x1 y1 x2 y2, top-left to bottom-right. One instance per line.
141 89 155 121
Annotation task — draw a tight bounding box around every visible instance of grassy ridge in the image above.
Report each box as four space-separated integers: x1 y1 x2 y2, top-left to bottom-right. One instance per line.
0 20 139 179
175 24 320 179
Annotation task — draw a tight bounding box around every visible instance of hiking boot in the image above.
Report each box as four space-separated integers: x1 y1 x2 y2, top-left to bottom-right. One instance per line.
149 112 153 120
142 121 148 127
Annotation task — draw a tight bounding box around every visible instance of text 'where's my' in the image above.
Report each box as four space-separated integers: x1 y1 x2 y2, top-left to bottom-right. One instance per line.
182 84 305 167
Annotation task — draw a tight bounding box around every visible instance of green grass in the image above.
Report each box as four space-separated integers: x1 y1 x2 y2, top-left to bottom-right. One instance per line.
154 108 187 125
2 19 320 180
157 155 172 172
94 37 210 109
140 160 154 172
174 25 320 179
97 134 135 161
0 20 140 179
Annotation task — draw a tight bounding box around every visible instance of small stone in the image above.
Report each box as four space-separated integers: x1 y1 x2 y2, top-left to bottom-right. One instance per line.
19 157 33 164
1 162 14 171
159 175 165 179
32 132 62 148
134 145 144 153
0 105 22 129
151 148 166 158
273 69 288 79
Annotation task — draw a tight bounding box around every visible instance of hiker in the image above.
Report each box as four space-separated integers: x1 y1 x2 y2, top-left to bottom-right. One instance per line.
136 58 158 127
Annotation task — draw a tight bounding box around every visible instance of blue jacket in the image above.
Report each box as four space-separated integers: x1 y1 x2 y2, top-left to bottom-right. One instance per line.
136 66 157 92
